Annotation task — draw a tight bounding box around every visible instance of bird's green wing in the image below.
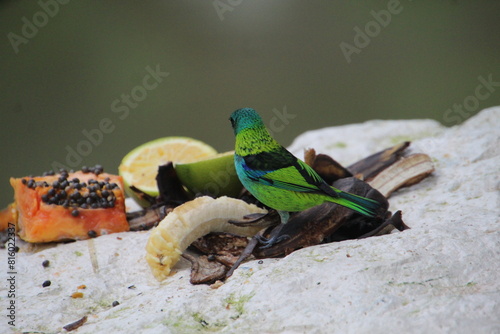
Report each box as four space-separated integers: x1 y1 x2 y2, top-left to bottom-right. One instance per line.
258 165 323 192
242 150 296 170
242 150 339 197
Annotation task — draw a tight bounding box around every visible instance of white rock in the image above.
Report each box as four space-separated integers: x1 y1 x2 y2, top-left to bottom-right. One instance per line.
3 107 499 334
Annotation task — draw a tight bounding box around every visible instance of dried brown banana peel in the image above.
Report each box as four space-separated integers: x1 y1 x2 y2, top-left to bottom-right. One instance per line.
368 153 434 198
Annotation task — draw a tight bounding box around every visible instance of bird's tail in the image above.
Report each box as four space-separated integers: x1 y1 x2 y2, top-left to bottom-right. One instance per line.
330 191 381 217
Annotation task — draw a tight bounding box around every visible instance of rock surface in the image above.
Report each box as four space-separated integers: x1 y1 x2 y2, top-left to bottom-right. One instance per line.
3 107 499 334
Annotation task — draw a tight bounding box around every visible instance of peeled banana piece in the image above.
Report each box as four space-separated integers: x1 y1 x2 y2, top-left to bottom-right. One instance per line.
145 196 267 281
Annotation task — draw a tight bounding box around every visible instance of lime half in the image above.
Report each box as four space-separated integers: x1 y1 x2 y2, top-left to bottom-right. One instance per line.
119 137 218 205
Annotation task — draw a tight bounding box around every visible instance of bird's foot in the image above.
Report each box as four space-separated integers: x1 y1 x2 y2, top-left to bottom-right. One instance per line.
256 234 290 249
256 223 289 249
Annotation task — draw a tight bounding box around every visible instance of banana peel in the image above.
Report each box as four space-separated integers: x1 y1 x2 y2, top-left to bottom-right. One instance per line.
145 196 267 281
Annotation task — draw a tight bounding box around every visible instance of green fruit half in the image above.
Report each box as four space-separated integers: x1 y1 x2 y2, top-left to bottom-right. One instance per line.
175 151 243 198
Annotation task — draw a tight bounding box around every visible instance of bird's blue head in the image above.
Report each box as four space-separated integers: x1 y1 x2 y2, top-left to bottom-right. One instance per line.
229 108 265 135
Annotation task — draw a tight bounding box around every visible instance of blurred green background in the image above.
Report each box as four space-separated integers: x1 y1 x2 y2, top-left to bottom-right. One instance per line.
1 0 499 207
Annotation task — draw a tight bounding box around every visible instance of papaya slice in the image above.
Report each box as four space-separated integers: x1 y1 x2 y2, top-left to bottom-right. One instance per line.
10 170 129 243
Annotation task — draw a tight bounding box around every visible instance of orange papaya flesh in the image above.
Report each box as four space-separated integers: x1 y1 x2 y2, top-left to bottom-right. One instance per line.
10 171 129 243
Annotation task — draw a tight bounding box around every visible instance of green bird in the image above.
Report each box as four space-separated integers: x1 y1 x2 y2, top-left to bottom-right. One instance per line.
230 107 382 247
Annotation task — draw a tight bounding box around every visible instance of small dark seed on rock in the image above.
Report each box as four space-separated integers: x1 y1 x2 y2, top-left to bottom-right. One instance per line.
42 260 50 268
42 280 51 287
82 166 89 173
22 178 27 185
112 301 119 307
71 209 79 217
41 194 49 203
88 230 97 238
